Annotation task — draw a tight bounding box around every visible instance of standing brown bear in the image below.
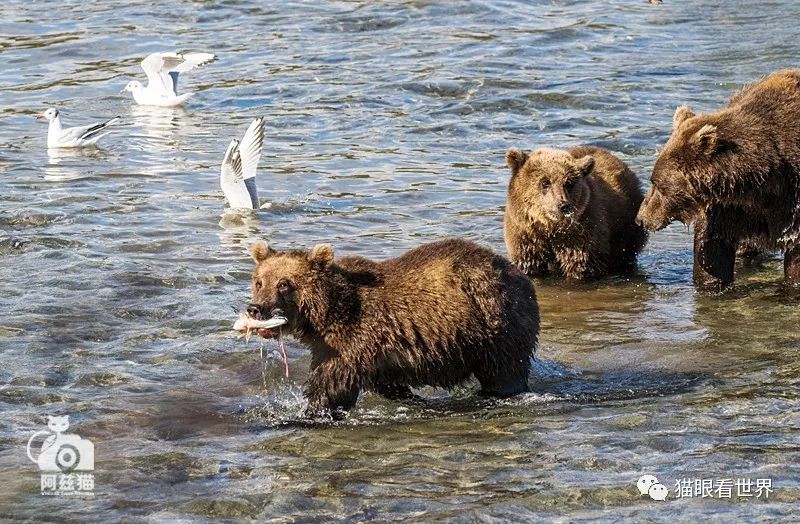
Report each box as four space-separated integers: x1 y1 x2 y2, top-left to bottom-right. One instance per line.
636 69 800 291
246 238 539 418
504 146 648 280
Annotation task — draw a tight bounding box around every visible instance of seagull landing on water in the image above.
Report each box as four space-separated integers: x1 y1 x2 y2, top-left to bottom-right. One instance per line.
221 117 265 210
36 108 120 149
122 51 215 107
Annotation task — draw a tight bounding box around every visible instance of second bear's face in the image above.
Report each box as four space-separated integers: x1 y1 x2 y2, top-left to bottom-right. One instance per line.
506 147 595 230
248 241 335 338
637 106 716 230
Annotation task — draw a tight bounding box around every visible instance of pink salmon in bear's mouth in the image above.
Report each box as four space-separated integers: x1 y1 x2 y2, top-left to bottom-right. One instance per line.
233 313 289 377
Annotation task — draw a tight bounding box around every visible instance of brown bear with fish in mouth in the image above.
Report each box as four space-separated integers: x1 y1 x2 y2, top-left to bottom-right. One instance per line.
504 146 648 280
636 69 800 291
246 238 539 418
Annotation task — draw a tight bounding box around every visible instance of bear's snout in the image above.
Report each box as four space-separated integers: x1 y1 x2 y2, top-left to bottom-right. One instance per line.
634 205 646 227
247 303 265 320
636 188 670 231
247 303 286 322
635 205 664 231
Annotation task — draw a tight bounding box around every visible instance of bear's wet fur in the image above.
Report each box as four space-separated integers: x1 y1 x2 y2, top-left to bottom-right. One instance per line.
636 69 800 290
247 238 539 417
504 145 647 280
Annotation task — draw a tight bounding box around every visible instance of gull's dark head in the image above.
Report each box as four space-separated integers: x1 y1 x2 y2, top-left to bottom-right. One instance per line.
35 108 59 122
122 81 143 93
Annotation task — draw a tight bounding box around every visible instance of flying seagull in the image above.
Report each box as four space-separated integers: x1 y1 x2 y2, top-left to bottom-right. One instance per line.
36 108 120 148
122 51 215 107
221 117 265 210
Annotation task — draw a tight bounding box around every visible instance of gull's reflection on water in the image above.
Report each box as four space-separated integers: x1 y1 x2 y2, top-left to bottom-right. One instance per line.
129 105 188 151
218 208 264 248
43 147 107 182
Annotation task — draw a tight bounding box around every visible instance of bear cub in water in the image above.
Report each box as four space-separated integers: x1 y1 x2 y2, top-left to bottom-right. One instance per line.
247 238 540 418
504 146 648 280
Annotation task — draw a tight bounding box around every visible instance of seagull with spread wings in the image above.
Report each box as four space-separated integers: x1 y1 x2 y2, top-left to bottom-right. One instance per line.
35 108 120 148
122 51 215 107
220 117 265 210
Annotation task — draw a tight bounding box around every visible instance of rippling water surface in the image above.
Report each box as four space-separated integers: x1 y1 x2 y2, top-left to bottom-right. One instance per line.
1 0 799 521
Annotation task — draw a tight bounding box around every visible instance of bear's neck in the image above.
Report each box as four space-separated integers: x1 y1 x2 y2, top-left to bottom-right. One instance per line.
299 266 365 350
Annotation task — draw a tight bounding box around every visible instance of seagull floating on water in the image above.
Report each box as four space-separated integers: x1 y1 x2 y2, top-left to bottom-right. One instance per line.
122 51 215 107
221 117 265 210
36 108 120 149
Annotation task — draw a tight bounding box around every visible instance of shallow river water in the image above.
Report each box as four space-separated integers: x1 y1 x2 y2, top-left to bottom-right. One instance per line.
1 0 799 521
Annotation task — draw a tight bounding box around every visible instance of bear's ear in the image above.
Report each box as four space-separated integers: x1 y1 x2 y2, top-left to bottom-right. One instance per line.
691 124 718 155
506 148 528 175
251 240 276 263
309 243 334 268
673 105 695 128
576 156 595 177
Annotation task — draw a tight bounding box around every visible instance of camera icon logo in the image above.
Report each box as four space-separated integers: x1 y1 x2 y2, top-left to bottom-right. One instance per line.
27 415 94 473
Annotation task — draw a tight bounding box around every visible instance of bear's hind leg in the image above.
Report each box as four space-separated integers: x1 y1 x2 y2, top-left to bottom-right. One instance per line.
737 239 767 267
784 243 800 285
371 383 416 401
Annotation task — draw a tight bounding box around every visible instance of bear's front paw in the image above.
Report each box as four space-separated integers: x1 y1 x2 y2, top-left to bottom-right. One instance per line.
692 275 732 293
303 403 348 421
692 259 734 292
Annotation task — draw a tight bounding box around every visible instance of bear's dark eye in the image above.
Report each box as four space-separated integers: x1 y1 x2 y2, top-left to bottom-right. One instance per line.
540 178 551 191
254 280 262 290
276 280 291 294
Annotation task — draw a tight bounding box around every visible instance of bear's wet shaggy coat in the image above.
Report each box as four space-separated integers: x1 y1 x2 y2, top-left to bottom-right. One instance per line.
504 146 647 280
636 69 800 290
247 238 540 417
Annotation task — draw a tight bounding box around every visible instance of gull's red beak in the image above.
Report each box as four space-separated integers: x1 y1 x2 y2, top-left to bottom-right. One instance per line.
34 114 46 121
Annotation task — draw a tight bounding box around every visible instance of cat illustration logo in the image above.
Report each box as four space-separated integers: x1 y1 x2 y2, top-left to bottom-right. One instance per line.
27 415 94 473
637 474 668 501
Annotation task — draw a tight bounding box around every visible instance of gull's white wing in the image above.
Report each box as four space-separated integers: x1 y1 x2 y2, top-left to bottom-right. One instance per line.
140 52 182 95
238 117 264 181
58 123 95 142
141 52 215 96
220 140 255 209
59 117 120 142
173 52 215 73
